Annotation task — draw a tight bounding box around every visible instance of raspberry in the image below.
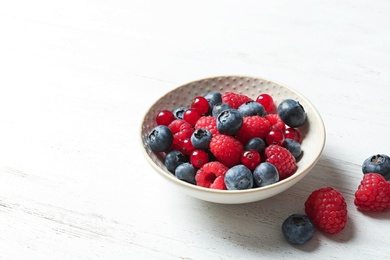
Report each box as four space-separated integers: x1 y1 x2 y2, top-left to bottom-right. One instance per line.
209 134 244 168
222 92 253 109
173 126 194 141
168 119 192 135
235 116 271 145
304 187 348 234
265 145 297 180
169 119 194 154
195 116 219 136
264 114 285 130
195 161 229 190
354 173 390 212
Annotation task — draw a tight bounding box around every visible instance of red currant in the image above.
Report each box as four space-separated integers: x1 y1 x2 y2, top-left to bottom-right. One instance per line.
284 127 301 143
156 110 175 126
191 96 209 115
266 128 285 146
183 109 201 126
256 93 274 113
241 150 261 171
190 150 209 168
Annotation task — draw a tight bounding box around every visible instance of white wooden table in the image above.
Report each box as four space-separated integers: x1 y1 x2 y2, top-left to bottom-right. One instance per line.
1 1 390 259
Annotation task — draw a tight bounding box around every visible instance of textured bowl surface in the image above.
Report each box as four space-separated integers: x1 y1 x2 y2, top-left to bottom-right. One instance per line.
140 76 326 204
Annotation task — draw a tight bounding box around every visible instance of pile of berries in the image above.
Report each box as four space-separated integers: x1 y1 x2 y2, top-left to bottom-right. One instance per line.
147 89 390 246
282 153 390 245
147 91 307 190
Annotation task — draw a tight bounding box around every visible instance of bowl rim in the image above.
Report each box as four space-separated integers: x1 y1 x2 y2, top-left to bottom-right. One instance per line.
140 75 326 196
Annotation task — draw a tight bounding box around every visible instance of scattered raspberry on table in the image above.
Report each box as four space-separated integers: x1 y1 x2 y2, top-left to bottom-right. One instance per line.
304 187 348 234
354 173 390 212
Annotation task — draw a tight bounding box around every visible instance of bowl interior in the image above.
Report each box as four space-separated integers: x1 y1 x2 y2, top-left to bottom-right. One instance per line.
140 76 325 204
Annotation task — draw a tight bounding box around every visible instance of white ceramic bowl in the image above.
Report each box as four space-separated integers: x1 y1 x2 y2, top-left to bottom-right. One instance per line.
140 76 326 204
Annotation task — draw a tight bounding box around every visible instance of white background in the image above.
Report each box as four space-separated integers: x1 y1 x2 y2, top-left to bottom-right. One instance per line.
1 1 390 259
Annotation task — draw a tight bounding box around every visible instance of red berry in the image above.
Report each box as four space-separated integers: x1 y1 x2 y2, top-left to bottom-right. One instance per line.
174 127 194 142
305 187 348 234
191 96 209 115
235 116 271 145
264 114 285 130
190 150 209 168
354 173 390 212
266 128 285 146
156 110 175 126
172 137 195 156
265 145 296 180
256 93 274 113
209 134 244 168
183 109 201 126
153 91 308 190
241 150 261 171
195 161 229 190
195 116 219 136
222 92 253 109
284 127 301 143
168 119 192 134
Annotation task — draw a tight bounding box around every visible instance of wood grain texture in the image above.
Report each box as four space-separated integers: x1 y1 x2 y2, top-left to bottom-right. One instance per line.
1 0 390 259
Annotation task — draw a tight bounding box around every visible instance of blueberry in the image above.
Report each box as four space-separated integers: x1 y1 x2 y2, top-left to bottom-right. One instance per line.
283 138 303 161
277 99 307 128
282 214 314 245
224 165 254 190
238 101 267 117
204 92 222 114
164 150 187 173
191 128 212 149
173 106 188 119
253 162 279 187
216 109 243 135
362 154 390 180
245 137 266 154
175 162 197 184
147 125 173 152
212 103 233 117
